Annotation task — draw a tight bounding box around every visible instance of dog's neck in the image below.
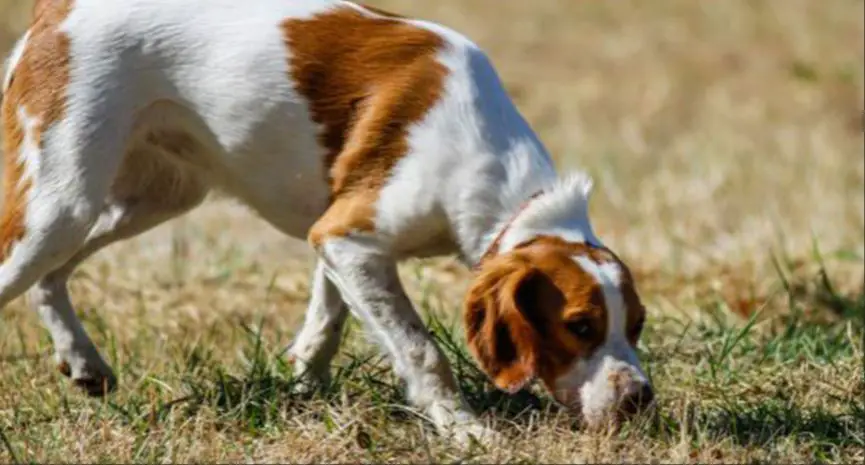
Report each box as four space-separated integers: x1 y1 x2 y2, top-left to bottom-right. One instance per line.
455 157 603 268
473 190 545 268
440 64 602 267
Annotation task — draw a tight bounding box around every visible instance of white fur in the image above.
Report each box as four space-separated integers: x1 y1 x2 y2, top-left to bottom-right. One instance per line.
497 173 602 255
0 0 613 442
288 262 348 391
314 236 497 443
575 257 626 331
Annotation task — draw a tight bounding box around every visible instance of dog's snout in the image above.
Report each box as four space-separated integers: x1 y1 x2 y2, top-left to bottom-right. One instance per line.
619 382 654 417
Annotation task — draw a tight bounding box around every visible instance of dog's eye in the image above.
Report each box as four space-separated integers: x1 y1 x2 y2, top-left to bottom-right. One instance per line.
565 319 595 340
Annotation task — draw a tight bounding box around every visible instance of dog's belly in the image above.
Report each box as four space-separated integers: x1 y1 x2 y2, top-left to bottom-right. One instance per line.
218 114 333 240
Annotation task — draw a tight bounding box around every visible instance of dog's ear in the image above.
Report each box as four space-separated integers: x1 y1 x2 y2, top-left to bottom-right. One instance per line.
464 258 563 393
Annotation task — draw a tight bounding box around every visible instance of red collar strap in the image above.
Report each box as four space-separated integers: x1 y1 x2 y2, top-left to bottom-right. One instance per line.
474 191 544 270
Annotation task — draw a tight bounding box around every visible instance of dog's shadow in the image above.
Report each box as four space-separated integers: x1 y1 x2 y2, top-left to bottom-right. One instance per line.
168 348 859 456
181 350 558 431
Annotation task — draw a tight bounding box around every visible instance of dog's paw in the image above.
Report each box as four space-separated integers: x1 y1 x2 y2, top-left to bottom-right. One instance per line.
56 348 116 397
287 355 331 396
449 421 503 449
289 375 329 396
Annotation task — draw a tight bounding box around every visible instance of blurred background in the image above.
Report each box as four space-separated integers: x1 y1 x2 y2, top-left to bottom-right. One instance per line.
1 0 862 325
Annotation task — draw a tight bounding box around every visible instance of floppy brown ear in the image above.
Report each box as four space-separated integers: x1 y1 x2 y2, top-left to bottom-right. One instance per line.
464 260 557 393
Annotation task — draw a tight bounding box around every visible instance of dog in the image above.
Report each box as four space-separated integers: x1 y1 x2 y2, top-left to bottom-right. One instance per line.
1 0 653 443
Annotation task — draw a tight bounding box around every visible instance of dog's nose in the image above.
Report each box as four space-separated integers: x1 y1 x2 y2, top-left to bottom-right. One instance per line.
618 383 654 417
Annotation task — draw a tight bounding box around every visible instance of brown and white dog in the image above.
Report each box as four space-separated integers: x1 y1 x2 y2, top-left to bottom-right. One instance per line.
1 0 653 442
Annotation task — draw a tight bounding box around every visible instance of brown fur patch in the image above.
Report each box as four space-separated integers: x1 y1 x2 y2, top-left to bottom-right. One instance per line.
464 256 546 392
514 235 646 344
57 359 71 377
464 236 647 393
0 109 27 262
0 0 73 262
144 130 200 159
111 130 209 212
32 0 55 18
281 6 447 247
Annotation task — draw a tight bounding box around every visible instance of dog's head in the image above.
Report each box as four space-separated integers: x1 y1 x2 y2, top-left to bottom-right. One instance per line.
464 236 653 428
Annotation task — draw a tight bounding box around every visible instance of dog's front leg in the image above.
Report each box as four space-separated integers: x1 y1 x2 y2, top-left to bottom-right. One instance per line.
317 236 496 444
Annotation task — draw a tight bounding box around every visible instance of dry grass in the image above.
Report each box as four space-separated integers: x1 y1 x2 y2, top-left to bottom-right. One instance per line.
1 0 863 463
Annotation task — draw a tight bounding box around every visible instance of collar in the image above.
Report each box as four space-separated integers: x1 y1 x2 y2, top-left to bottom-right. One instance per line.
474 191 544 270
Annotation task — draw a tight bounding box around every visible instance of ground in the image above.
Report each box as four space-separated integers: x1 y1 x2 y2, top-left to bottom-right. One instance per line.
0 0 863 463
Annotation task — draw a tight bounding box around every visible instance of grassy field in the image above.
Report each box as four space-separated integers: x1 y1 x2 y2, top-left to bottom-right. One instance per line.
1 0 863 462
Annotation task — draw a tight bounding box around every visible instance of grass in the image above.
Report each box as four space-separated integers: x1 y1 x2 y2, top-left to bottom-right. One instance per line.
1 0 863 462
1 262 861 462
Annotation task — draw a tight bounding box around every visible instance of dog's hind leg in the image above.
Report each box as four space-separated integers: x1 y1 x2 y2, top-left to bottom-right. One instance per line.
287 261 349 391
0 109 120 311
26 140 209 396
0 93 131 394
3 75 209 396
